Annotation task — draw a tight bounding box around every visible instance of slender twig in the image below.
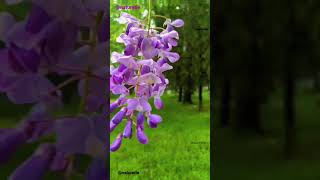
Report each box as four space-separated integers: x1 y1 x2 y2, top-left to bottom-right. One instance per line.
128 85 135 90
53 65 87 74
86 73 107 81
49 75 84 94
52 65 106 81
147 0 152 35
152 15 168 20
135 65 142 94
150 27 165 31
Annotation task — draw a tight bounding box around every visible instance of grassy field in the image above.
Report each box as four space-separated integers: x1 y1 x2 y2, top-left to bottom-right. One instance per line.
214 89 320 180
110 91 211 180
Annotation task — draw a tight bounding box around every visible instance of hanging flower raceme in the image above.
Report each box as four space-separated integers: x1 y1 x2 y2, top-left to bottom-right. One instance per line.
110 12 184 151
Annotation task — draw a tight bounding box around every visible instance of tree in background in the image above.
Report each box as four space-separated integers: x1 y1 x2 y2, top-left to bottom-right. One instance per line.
215 0 320 158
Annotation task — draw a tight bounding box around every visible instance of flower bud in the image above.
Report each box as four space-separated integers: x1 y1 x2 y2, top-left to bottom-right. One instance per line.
136 127 148 144
154 97 164 110
110 134 123 152
123 119 132 138
110 102 118 113
148 114 162 128
110 121 118 133
111 108 127 124
137 112 145 130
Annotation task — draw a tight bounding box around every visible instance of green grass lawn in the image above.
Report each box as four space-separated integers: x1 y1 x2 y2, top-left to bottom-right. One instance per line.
110 91 211 180
214 89 320 180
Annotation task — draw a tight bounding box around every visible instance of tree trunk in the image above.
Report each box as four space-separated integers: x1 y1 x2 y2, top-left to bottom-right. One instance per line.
234 1 261 133
284 66 296 158
220 78 231 127
198 83 203 111
284 0 297 158
198 57 204 111
183 73 193 104
183 54 193 104
183 85 193 104
178 87 183 102
313 72 320 92
235 88 261 132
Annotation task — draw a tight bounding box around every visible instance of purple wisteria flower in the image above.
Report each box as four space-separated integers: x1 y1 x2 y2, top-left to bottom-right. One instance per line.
0 0 108 179
110 12 184 151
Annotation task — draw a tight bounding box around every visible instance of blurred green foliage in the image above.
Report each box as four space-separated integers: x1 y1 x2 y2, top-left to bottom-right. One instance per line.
214 89 320 179
0 1 31 20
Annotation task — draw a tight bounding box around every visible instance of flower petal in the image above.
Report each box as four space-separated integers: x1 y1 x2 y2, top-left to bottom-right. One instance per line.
0 12 15 41
171 19 184 27
9 144 55 180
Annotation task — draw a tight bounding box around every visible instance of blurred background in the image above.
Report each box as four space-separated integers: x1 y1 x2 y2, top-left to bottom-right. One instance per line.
110 0 210 179
0 2 93 179
214 0 320 179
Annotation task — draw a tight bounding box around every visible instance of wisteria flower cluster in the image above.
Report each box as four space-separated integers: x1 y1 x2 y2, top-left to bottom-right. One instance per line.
110 12 184 151
0 0 108 179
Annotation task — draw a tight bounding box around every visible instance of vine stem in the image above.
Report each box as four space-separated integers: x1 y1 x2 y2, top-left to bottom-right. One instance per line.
132 120 137 127
49 75 84 94
147 0 152 35
52 65 106 81
150 27 166 31
152 15 168 20
135 65 142 95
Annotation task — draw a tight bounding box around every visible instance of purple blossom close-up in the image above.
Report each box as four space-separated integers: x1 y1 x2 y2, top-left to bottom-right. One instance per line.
0 0 108 179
